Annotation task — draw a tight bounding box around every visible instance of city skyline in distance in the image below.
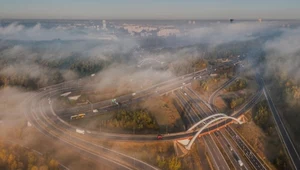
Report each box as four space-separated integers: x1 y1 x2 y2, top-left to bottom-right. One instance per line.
0 0 300 20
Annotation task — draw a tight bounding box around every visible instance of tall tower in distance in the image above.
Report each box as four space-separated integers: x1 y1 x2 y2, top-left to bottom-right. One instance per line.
102 20 107 30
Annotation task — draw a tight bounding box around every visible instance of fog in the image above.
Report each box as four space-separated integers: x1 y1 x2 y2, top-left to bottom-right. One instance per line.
264 26 300 81
0 20 299 169
0 22 110 41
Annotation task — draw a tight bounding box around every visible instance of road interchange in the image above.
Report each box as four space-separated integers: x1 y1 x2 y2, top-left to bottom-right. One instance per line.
23 57 300 170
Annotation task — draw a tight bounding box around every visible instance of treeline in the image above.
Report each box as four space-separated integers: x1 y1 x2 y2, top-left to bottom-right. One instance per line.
230 96 246 109
252 101 289 169
170 58 207 76
108 109 159 132
253 101 274 135
0 141 60 170
226 79 247 92
0 71 63 90
0 57 109 90
193 77 222 92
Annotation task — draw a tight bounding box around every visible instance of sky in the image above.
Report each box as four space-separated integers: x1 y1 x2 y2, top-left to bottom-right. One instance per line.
0 0 300 20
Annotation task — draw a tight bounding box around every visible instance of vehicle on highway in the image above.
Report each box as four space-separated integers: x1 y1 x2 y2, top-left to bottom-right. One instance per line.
70 115 78 120
232 151 243 166
76 129 85 134
93 109 98 113
132 93 136 96
70 113 86 120
238 160 244 167
157 134 163 140
78 113 86 118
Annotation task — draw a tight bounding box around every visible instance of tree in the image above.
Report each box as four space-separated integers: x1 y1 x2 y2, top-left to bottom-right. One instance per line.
48 159 59 170
27 152 37 166
168 156 181 170
39 165 49 170
31 166 39 170
156 155 166 168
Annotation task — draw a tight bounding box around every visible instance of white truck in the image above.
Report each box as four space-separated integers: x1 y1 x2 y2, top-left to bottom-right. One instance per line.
238 160 244 167
76 129 85 134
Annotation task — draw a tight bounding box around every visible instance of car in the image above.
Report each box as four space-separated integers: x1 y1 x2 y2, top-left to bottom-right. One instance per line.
157 134 163 140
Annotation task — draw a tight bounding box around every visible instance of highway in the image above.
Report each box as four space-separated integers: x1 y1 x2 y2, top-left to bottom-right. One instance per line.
213 131 249 170
38 61 247 142
225 127 266 170
263 87 300 169
181 84 249 170
25 88 159 170
174 88 230 170
183 73 267 170
25 51 299 170
24 59 243 169
43 78 264 142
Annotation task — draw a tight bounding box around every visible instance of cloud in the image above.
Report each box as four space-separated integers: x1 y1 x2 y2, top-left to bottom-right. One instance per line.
264 26 300 81
265 27 300 55
185 22 279 45
0 22 114 41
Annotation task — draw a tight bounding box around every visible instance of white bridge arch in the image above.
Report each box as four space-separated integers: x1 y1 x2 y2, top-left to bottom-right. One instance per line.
185 114 243 150
187 113 228 131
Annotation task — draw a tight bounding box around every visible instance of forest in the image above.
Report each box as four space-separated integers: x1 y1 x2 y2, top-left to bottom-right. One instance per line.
0 141 60 170
108 109 159 132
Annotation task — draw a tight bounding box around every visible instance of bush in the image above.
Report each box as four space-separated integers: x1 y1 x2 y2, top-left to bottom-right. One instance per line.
109 109 159 131
226 79 247 92
0 141 59 170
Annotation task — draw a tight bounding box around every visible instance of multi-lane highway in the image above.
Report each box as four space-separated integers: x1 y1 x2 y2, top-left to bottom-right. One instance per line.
263 86 300 169
25 59 253 169
181 72 267 170
174 87 230 170
25 85 159 170
179 81 250 170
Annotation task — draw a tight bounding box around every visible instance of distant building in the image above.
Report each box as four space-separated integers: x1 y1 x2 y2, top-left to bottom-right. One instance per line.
157 28 180 37
102 20 107 30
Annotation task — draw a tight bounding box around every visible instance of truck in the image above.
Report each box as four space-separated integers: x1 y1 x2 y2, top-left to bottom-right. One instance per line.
70 115 78 120
70 113 86 120
78 113 86 118
238 160 244 167
76 129 85 134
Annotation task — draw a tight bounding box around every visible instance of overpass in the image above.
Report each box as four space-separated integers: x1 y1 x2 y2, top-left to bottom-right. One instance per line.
182 113 243 150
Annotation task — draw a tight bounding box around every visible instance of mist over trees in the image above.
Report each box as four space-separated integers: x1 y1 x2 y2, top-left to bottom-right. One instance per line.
1 20 300 170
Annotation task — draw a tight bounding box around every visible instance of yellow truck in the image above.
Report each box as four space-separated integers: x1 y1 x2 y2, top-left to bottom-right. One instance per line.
70 113 86 120
78 113 86 118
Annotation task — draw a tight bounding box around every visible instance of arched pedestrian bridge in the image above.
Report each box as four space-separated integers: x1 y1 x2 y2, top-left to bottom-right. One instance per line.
178 113 244 150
